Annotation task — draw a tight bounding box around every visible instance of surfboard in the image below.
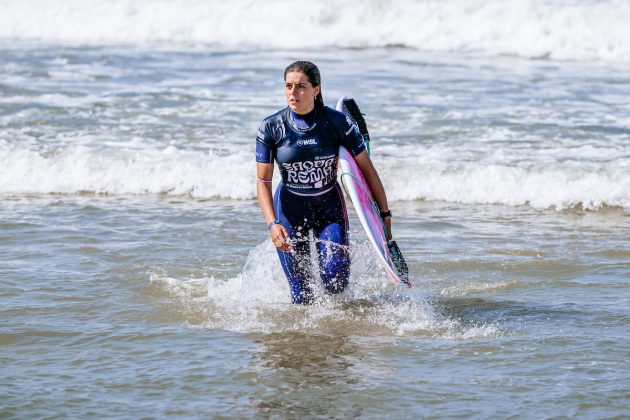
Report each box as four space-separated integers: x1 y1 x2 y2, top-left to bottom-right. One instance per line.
336 96 411 287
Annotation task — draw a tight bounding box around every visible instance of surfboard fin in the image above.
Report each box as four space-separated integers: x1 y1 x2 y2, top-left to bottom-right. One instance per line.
388 240 411 287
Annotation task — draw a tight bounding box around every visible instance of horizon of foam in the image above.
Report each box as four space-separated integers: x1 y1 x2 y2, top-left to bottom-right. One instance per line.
0 144 627 211
0 0 629 62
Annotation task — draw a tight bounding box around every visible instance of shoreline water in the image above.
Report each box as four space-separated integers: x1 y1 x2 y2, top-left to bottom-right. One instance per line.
2 193 628 417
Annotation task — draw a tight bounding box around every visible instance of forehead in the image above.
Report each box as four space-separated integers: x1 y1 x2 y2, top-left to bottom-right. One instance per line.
285 71 311 84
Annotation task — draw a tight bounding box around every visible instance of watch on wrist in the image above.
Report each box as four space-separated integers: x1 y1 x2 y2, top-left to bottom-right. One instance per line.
380 210 392 219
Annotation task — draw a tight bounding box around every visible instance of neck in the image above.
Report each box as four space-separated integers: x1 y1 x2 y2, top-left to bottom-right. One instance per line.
293 104 315 115
290 107 317 130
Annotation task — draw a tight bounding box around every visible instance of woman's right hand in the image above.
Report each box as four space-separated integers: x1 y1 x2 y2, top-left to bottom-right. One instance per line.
270 223 292 252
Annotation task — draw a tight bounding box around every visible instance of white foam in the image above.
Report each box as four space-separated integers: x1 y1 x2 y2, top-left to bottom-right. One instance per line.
0 140 628 210
370 135 630 210
150 239 501 339
384 161 630 210
1 0 629 62
0 144 256 199
0 93 99 107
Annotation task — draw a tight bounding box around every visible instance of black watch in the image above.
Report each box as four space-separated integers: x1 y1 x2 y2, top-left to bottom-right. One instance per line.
380 210 392 219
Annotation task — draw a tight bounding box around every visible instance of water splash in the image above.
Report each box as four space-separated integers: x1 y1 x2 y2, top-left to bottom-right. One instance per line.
150 239 503 339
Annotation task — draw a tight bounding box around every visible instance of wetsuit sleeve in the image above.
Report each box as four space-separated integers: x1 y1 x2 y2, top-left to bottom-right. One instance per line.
256 120 275 163
338 115 366 157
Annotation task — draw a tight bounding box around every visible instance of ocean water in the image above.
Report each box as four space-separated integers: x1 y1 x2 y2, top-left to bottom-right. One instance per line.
1 0 629 418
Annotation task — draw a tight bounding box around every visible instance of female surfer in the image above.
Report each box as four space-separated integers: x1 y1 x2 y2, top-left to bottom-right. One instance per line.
256 60 393 304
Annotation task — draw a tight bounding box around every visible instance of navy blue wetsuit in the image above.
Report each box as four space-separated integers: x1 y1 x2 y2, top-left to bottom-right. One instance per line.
256 105 366 304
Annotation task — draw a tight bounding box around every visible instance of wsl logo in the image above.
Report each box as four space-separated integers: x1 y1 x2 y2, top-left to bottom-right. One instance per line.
297 138 317 146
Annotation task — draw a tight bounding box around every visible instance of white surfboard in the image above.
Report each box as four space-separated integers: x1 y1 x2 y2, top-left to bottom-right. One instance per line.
336 96 411 286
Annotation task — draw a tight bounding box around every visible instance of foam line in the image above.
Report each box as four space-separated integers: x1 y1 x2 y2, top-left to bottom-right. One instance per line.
1 0 629 61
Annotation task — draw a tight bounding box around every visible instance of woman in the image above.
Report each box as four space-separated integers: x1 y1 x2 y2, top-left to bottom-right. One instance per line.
256 60 394 304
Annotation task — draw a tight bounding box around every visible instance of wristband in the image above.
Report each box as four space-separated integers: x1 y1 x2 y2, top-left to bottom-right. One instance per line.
380 210 392 219
267 220 280 230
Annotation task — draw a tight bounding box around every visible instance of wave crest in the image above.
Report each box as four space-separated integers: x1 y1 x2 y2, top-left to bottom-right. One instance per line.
1 0 629 61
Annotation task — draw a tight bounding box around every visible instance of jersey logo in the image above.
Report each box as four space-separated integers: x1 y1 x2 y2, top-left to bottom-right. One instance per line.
297 138 317 146
281 156 336 189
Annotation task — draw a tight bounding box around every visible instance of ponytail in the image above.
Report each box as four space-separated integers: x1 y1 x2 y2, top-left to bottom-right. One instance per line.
315 91 324 107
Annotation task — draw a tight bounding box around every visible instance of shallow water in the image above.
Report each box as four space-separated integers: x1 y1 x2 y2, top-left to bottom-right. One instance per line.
1 194 628 417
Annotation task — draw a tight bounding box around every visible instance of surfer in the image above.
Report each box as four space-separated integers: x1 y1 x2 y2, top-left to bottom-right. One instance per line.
256 60 394 304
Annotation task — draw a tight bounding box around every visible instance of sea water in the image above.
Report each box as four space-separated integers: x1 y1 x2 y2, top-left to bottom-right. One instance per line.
1 1 629 418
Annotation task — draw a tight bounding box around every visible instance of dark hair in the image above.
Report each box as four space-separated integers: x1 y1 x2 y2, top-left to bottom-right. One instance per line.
284 60 324 107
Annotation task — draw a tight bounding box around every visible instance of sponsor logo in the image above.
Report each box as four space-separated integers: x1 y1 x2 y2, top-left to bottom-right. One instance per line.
281 156 337 189
296 138 317 146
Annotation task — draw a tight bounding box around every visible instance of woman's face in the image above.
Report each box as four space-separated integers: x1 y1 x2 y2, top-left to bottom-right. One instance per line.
285 71 320 115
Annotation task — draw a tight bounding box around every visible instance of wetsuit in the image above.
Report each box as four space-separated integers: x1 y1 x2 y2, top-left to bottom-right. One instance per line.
256 105 366 304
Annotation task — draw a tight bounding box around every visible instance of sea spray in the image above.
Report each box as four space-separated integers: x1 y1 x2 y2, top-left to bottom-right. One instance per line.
149 237 500 338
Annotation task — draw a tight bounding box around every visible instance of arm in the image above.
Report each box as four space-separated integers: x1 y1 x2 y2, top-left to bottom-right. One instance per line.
256 162 292 252
353 150 393 241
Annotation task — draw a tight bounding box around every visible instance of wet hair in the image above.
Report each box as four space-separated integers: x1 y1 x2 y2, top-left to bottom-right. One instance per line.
284 60 324 107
